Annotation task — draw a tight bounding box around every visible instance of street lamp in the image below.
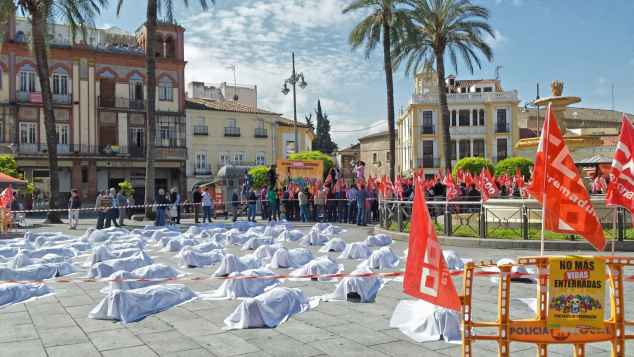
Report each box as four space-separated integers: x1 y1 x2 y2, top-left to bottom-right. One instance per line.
282 52 307 154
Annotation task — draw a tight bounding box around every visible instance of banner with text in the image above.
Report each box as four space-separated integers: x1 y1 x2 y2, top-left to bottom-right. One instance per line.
547 256 605 329
276 160 324 183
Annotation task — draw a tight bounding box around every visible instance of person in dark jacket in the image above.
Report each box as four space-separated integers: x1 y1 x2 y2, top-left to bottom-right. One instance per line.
68 189 81 229
247 188 257 222
155 188 169 226
231 191 240 222
192 186 202 223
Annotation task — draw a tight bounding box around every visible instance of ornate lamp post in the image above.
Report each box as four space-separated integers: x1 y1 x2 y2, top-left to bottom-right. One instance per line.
281 52 307 154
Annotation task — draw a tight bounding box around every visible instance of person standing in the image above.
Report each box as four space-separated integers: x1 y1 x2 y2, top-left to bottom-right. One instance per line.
68 189 81 229
347 185 358 224
192 186 202 224
267 186 278 221
231 190 240 222
170 187 181 224
247 188 257 222
298 188 309 222
201 187 213 223
116 189 128 226
105 188 120 228
356 184 367 226
95 190 110 229
314 188 326 222
155 188 168 226
259 186 269 221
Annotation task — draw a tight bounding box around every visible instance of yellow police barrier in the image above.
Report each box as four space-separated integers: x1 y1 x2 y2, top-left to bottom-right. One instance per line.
461 256 634 357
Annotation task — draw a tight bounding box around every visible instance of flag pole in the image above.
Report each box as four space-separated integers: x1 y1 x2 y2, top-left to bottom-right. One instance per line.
539 105 551 256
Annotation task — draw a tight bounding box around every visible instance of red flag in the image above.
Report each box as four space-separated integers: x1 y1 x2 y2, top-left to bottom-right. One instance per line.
607 115 634 211
527 104 606 251
0 186 13 208
443 171 459 200
479 167 499 202
404 179 461 311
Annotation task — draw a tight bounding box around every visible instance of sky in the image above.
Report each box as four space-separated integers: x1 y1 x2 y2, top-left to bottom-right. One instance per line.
96 0 634 148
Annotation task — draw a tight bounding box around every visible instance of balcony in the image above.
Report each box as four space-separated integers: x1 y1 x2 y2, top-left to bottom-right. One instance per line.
16 91 42 103
194 168 213 176
218 160 257 167
15 143 146 158
193 125 209 135
52 94 71 105
224 127 241 137
421 126 434 134
496 122 511 133
254 128 268 138
98 96 146 111
417 157 439 169
411 90 519 105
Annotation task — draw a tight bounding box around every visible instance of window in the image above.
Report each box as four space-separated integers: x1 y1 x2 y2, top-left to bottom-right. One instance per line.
81 167 88 183
497 109 508 132
256 151 266 165
386 151 391 162
475 87 482 93
473 139 485 157
479 109 485 126
19 122 36 144
155 116 183 147
257 119 264 129
497 138 508 161
422 140 434 167
472 110 478 126
227 119 237 128
451 110 457 126
450 139 457 160
219 152 230 164
483 87 493 92
195 152 208 171
459 110 470 126
422 111 433 133
129 79 144 100
233 151 246 162
459 139 471 158
130 127 144 147
56 124 69 145
158 78 173 101
52 73 68 95
372 153 378 163
19 70 36 92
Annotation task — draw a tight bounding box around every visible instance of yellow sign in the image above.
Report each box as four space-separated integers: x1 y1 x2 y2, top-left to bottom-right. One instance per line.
547 256 605 329
276 160 324 182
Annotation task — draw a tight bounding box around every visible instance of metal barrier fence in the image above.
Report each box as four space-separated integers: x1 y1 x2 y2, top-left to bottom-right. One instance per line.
378 196 632 241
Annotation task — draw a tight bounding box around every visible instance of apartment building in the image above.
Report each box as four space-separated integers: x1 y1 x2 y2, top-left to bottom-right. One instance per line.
185 95 314 190
0 13 188 204
397 70 520 176
358 131 392 179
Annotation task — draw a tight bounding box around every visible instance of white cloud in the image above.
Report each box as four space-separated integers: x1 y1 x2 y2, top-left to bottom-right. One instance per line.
484 29 507 49
494 0 523 6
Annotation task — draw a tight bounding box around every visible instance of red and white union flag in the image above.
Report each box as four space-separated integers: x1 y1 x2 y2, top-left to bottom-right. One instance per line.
527 104 606 251
403 179 461 311
607 115 634 212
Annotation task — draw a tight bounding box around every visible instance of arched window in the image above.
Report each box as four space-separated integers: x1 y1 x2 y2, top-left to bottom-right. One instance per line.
128 72 144 108
15 31 25 43
164 36 176 58
155 34 163 58
18 64 37 93
51 67 69 96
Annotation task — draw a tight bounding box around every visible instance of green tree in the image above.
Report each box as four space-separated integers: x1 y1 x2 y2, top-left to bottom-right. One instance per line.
248 166 270 189
288 151 334 178
0 155 19 178
118 180 135 197
393 0 495 171
311 100 337 154
453 157 493 177
1 0 108 223
304 113 314 131
343 0 409 181
116 0 212 218
495 157 533 179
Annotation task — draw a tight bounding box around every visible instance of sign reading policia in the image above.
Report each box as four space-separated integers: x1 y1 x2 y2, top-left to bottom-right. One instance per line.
548 256 605 329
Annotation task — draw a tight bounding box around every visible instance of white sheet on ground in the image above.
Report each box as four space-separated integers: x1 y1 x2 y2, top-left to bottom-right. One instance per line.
359 246 400 270
178 248 224 268
224 287 314 329
89 284 196 323
366 234 392 247
299 230 329 246
389 300 461 344
325 266 383 303
101 263 183 292
88 251 153 278
85 246 141 267
241 237 274 251
338 241 371 260
443 250 465 271
267 247 313 269
253 244 280 260
213 254 261 277
0 262 75 280
0 283 53 308
289 256 343 281
276 229 304 242
200 268 280 300
319 238 346 253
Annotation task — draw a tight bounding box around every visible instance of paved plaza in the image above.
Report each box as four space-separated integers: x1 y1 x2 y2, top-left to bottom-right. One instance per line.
2 219 634 356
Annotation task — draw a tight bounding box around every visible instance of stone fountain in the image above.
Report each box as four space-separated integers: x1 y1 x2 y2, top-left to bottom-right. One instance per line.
514 80 604 150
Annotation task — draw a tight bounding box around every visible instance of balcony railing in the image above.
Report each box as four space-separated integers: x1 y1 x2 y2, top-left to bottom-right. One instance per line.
15 143 146 158
224 127 241 137
52 94 72 105
254 128 268 138
421 126 435 134
98 96 146 110
411 90 519 105
194 168 213 176
218 160 257 167
495 122 511 133
193 125 209 135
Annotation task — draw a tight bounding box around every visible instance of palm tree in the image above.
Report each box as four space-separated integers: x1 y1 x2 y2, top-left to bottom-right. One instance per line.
343 0 409 181
2 0 107 223
116 0 212 218
393 0 494 171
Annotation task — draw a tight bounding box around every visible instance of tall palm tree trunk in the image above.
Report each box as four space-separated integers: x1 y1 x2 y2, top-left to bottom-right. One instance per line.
31 7 62 223
381 9 396 181
435 51 451 172
144 0 157 218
